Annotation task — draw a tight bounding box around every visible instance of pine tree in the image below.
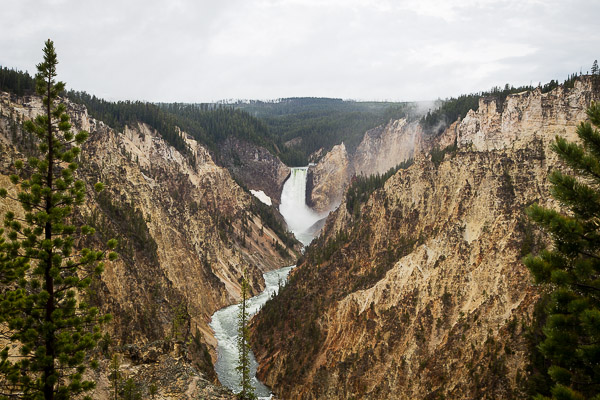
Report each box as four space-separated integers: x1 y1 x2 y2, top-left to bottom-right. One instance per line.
524 102 600 399
0 40 115 399
122 378 141 400
592 60 599 76
109 354 121 400
236 271 256 400
149 383 157 399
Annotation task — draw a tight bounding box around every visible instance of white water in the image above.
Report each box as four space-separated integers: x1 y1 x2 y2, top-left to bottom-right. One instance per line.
279 167 327 246
210 166 325 397
210 266 294 399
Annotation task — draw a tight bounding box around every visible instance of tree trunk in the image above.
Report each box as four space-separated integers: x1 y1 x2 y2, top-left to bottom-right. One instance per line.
43 73 55 400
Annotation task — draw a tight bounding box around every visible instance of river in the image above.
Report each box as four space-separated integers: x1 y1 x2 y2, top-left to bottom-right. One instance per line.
210 166 323 398
209 266 294 398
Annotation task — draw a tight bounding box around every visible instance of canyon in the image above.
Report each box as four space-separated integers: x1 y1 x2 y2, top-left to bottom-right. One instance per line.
251 77 600 399
1 74 598 399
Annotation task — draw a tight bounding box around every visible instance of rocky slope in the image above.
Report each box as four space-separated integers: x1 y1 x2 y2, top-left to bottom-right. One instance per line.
251 77 600 399
307 78 597 214
0 91 297 399
352 118 425 176
218 136 290 205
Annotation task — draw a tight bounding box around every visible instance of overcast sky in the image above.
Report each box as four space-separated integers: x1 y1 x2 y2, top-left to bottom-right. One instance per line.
1 0 598 103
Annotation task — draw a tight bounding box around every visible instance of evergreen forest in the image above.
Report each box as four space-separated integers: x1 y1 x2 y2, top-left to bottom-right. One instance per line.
232 98 419 164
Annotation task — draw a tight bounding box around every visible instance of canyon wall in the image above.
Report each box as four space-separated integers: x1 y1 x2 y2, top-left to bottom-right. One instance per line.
307 114 428 212
307 79 597 213
219 136 290 205
352 118 424 176
0 92 297 399
251 77 599 399
306 143 351 212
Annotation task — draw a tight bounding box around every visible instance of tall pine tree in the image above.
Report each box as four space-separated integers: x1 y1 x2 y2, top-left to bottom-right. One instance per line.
0 40 115 399
236 271 256 400
524 102 600 399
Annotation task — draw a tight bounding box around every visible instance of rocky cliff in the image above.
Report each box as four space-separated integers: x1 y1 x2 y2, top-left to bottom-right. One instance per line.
307 116 428 212
306 143 351 212
352 118 424 176
307 78 597 214
0 91 297 399
251 77 599 399
218 136 290 205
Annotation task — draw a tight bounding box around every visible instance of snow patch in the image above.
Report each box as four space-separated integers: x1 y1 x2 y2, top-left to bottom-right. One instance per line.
250 190 272 206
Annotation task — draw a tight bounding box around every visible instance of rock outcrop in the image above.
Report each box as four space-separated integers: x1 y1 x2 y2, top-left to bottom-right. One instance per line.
307 78 599 215
457 83 597 152
0 91 297 399
306 143 351 212
251 77 599 399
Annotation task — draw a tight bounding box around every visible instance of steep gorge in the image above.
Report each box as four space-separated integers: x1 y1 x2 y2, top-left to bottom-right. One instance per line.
251 77 600 399
0 91 297 398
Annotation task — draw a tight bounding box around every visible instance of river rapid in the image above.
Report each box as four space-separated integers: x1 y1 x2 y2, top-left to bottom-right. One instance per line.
209 266 294 398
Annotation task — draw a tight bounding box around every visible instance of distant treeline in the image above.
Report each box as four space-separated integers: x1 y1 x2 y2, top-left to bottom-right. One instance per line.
0 66 291 164
0 64 589 168
420 73 581 136
158 102 283 159
65 91 313 168
0 66 36 96
67 91 192 158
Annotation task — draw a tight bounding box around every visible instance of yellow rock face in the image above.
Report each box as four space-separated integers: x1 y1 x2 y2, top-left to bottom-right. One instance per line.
307 143 352 213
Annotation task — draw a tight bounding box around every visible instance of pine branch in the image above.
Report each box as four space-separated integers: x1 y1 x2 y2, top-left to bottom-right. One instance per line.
573 282 600 292
1 195 44 211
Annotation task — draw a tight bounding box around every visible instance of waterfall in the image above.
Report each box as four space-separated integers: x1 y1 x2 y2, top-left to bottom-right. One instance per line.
279 167 326 246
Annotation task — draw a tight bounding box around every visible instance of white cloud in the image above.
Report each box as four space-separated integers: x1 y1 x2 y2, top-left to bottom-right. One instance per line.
0 0 598 102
